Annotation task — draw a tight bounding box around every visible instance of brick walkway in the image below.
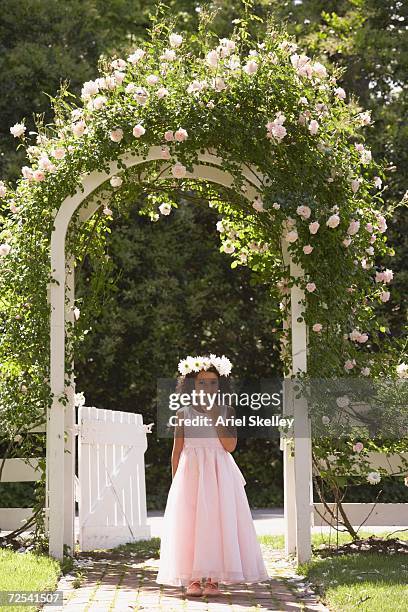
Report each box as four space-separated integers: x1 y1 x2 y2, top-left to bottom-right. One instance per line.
44 545 328 611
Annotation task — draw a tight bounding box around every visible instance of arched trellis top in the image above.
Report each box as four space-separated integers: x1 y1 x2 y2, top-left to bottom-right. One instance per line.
47 145 310 564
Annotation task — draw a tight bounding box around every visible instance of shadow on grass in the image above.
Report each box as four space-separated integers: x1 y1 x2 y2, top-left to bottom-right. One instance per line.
300 553 408 612
81 536 162 561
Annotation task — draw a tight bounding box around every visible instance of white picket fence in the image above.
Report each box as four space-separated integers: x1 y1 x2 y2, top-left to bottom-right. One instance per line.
313 451 408 527
1 407 151 550
0 423 45 530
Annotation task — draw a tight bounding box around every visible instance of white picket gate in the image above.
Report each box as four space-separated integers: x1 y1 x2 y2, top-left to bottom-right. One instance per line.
77 406 151 551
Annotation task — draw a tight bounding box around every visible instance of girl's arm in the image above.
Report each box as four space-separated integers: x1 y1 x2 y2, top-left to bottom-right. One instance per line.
171 407 184 478
214 404 237 453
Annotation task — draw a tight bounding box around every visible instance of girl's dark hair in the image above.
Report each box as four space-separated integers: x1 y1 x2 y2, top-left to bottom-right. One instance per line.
176 362 231 395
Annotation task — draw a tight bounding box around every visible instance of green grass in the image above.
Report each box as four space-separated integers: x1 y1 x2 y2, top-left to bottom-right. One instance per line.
0 549 60 612
259 530 408 550
260 531 408 612
299 554 408 612
111 536 161 559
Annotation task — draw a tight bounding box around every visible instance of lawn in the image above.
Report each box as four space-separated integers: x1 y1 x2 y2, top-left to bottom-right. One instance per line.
0 549 61 612
259 531 408 612
299 553 408 612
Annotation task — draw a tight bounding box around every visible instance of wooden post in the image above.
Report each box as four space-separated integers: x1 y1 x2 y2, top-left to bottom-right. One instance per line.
281 238 312 564
64 257 76 555
290 255 312 564
47 237 66 560
281 240 296 555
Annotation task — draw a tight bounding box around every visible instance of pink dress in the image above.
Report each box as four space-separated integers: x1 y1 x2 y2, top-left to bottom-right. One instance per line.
156 404 270 587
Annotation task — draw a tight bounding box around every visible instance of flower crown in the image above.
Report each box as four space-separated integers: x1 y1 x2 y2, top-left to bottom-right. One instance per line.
178 354 233 377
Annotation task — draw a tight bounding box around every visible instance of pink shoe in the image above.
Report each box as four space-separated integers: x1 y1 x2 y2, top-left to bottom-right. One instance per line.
186 580 203 596
203 580 221 596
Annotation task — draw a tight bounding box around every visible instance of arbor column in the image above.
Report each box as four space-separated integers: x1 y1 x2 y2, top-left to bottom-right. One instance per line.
281 239 312 564
47 270 66 560
47 219 68 561
64 257 76 555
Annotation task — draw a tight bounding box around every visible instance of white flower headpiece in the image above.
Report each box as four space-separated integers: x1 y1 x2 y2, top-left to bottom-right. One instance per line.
178 354 233 377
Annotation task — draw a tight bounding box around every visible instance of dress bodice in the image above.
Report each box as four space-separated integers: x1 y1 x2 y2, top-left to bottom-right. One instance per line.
182 403 229 448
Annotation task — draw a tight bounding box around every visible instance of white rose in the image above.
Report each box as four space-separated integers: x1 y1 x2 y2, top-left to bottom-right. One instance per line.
206 50 219 68
110 176 122 187
243 60 258 75
10 123 26 138
159 203 172 215
396 363 408 379
169 33 183 48
127 49 145 64
0 243 11 256
367 471 381 485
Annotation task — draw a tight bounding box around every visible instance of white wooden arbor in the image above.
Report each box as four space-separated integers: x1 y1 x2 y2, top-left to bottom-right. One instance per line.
47 146 312 563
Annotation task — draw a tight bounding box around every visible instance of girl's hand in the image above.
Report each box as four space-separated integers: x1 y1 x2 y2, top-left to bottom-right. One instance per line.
207 403 221 422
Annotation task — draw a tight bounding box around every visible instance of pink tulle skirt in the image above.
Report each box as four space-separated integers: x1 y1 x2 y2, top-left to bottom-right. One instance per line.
156 440 270 587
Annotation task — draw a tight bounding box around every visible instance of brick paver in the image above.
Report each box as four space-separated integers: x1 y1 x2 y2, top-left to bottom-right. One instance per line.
43 545 328 611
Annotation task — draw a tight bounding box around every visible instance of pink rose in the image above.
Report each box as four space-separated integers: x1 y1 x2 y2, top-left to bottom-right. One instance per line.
286 230 298 243
252 197 264 212
297 205 311 219
22 166 33 180
72 120 87 137
382 268 394 283
110 128 124 142
303 245 313 254
326 214 340 228
347 220 360 235
243 60 258 75
33 169 45 182
171 162 187 179
132 124 146 138
312 323 323 332
306 282 316 292
344 359 356 370
309 221 320 234
52 147 65 159
343 237 352 247
164 130 174 142
380 291 390 302
377 215 387 233
268 123 287 142
334 87 346 100
174 128 188 142
146 74 159 86
308 119 319 135
353 442 364 453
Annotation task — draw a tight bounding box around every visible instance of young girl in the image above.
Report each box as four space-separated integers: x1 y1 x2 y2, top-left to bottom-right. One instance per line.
156 354 269 596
